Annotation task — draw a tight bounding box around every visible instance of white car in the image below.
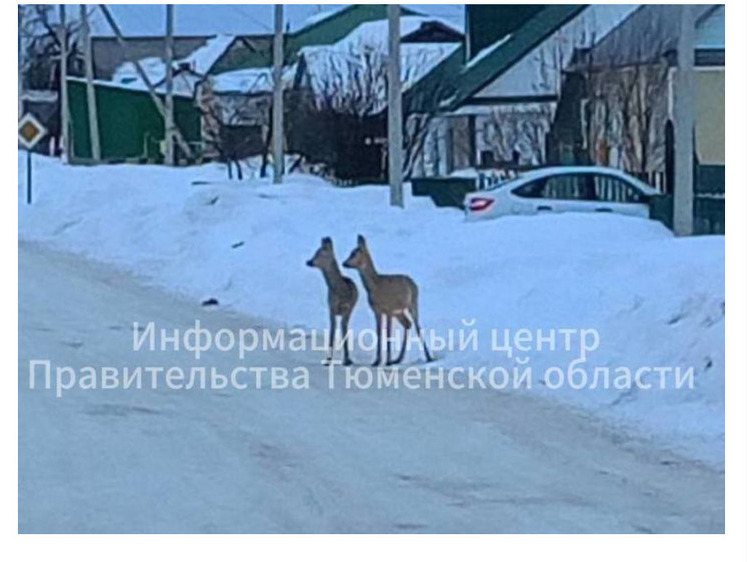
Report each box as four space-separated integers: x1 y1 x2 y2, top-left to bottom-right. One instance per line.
463 166 660 221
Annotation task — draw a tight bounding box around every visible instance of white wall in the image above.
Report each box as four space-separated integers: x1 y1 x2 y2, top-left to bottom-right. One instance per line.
473 5 638 100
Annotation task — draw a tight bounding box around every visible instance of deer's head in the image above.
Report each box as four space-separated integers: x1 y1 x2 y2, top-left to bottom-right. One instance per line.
342 235 372 271
306 237 336 269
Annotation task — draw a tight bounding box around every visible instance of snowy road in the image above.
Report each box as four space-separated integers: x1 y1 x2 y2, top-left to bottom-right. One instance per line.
18 242 724 533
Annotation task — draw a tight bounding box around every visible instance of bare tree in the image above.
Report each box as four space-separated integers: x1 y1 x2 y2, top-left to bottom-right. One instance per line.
296 40 455 181
197 79 274 180
483 105 554 165
482 17 597 166
19 5 82 91
573 13 670 172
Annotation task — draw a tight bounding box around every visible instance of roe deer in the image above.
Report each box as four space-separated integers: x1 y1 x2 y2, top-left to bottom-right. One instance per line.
306 237 358 365
342 234 433 366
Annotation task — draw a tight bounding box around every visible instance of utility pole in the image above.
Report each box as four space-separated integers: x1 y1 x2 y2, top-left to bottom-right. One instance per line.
59 5 69 162
18 7 23 119
272 4 284 184
81 5 101 161
164 4 175 166
387 4 403 207
673 4 695 236
98 5 193 159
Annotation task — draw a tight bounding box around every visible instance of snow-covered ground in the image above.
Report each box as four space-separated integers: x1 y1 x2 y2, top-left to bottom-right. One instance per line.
18 152 725 467
18 242 724 532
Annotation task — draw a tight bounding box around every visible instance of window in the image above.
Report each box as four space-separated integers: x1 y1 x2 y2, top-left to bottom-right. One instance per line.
593 175 647 203
512 174 597 200
543 174 597 201
512 179 547 199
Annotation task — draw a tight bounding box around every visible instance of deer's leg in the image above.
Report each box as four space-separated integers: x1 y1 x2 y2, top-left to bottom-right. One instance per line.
384 315 394 365
341 311 353 366
411 308 433 363
392 313 411 364
325 311 336 365
372 313 383 367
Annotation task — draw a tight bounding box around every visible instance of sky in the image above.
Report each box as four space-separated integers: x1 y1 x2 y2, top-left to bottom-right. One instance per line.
85 4 465 36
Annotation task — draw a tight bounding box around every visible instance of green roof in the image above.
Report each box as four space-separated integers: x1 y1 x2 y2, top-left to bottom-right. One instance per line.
211 4 420 74
440 4 586 110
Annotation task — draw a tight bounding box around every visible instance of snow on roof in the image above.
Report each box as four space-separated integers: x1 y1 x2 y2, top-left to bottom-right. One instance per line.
66 76 195 99
210 65 297 95
466 34 512 69
21 90 58 102
300 41 457 107
297 16 460 108
343 16 460 46
111 34 235 95
179 34 235 75
112 56 167 86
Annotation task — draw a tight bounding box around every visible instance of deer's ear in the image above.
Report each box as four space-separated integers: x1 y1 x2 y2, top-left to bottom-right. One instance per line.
322 237 332 248
357 234 366 247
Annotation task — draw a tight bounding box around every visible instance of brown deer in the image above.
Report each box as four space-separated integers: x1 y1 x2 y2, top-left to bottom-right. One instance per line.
306 237 358 365
343 234 433 366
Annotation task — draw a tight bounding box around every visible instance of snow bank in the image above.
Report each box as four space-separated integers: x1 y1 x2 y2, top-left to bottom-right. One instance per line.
18 153 724 467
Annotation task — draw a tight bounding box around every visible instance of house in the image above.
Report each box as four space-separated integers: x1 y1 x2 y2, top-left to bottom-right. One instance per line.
201 5 462 179
109 35 239 97
289 15 463 181
548 4 724 185
411 4 639 177
91 35 216 80
546 4 724 234
206 4 438 75
76 5 451 168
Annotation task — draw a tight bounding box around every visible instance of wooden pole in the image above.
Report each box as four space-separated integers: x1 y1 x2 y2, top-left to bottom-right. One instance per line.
673 5 695 236
18 7 23 119
80 5 101 161
272 4 284 184
164 4 175 165
59 5 69 162
26 150 32 204
387 5 403 207
98 5 193 159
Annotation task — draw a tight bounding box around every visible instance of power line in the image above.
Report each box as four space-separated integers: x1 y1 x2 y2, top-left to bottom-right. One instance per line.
226 5 273 33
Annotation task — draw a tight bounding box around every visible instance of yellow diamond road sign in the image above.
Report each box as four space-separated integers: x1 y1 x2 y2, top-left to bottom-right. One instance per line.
18 113 47 150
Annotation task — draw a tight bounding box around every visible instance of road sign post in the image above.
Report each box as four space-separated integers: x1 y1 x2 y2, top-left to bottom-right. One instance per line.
26 150 32 204
18 112 47 205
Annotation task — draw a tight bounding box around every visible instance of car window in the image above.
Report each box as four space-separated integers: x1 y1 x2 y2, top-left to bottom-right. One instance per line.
513 174 596 200
544 174 598 201
511 173 648 203
511 179 546 198
593 175 647 203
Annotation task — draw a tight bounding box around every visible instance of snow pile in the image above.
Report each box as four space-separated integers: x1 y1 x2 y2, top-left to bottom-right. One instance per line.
18 153 724 467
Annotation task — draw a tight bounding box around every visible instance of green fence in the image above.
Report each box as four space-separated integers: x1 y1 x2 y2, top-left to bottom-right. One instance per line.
67 79 202 163
649 164 724 235
411 177 477 209
693 164 724 234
